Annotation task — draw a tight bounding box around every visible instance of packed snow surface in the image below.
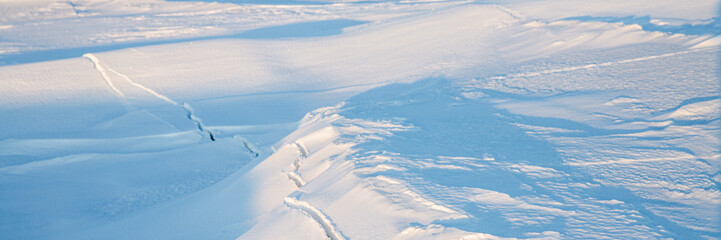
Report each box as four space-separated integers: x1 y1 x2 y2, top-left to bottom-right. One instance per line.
0 0 719 239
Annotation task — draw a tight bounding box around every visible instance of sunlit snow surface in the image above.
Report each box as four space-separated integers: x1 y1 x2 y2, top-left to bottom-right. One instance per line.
0 0 719 239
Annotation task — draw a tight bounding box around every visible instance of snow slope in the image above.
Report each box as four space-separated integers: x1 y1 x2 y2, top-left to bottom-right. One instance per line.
0 0 719 239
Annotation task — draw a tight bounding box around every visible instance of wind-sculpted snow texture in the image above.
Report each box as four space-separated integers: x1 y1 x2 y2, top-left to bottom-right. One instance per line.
0 0 719 239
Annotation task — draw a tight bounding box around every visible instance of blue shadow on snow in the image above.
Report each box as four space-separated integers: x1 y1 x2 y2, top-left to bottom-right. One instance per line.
0 19 367 66
339 77 709 238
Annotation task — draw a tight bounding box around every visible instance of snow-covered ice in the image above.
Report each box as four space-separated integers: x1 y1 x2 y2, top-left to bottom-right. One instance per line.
0 0 719 239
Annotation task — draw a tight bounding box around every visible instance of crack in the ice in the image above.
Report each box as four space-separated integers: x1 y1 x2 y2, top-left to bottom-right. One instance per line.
279 141 345 239
242 141 259 158
283 171 307 188
292 155 302 172
294 141 310 158
83 53 124 97
66 1 80 17
181 103 215 141
284 141 309 187
233 135 260 158
283 197 346 240
83 53 215 141
486 49 703 81
106 66 178 105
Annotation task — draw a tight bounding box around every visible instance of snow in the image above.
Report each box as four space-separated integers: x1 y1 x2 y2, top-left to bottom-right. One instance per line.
0 0 719 239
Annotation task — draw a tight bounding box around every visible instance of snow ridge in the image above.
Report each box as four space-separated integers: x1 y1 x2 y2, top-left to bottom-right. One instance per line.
283 197 346 240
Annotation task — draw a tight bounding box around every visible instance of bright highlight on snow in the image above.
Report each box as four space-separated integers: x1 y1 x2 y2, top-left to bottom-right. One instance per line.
0 0 719 239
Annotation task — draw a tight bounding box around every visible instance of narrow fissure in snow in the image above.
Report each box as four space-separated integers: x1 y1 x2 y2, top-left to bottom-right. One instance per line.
283 141 309 187
84 53 216 141
83 53 124 97
233 135 260 158
283 170 307 188
181 103 215 141
105 67 178 105
283 197 346 240
483 49 701 81
294 141 310 158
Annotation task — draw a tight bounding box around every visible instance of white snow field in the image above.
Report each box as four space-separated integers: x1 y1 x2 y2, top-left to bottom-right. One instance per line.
1 0 720 239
